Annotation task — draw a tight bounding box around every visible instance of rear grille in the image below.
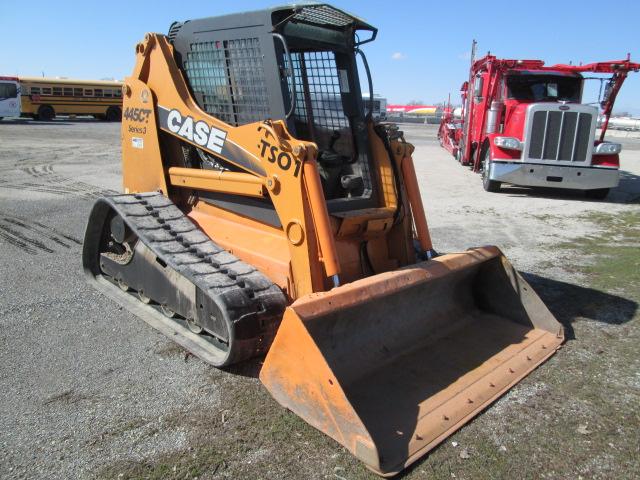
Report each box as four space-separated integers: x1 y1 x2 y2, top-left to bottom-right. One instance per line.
183 38 269 126
528 110 593 162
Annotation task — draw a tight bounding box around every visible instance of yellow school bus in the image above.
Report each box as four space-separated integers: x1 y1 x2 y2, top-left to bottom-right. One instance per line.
19 77 123 121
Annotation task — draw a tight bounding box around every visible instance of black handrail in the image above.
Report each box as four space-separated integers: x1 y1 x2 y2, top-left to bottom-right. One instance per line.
356 48 374 119
272 33 296 119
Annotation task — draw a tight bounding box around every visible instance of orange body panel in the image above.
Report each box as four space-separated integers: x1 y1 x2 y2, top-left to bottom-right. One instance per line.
121 78 168 194
187 202 292 295
401 155 433 252
168 167 266 197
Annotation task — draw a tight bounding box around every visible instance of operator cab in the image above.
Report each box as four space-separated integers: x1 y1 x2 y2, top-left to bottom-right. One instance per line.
169 4 380 211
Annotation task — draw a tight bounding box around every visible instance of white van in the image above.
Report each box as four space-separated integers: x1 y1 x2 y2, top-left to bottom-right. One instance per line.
0 76 21 120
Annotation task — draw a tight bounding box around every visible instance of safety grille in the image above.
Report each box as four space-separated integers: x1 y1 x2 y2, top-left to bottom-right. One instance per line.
287 51 353 155
292 5 358 28
528 110 593 162
167 21 185 42
184 38 269 126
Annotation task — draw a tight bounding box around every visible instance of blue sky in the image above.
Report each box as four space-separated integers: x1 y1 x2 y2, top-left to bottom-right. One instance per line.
2 0 639 114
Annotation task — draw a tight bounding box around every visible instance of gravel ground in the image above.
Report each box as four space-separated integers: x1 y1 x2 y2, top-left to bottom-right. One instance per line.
0 119 638 479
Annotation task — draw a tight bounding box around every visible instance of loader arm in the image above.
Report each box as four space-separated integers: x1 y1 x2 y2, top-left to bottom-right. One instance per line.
122 33 346 297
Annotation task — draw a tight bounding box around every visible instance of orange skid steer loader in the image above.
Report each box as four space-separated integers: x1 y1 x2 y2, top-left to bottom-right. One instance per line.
82 4 564 476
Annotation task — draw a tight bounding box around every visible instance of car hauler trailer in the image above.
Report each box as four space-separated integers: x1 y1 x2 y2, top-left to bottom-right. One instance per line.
438 42 639 198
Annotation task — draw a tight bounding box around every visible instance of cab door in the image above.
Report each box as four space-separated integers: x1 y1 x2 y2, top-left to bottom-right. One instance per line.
0 81 20 118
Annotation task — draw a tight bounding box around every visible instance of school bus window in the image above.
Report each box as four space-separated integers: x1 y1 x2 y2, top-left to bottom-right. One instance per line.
114 90 122 97
94 89 103 97
53 87 62 95
31 87 41 95
63 87 73 96
74 88 83 96
84 89 93 96
103 90 113 97
42 87 52 95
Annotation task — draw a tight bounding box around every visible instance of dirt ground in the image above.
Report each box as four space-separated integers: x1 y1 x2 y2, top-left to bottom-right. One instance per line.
0 119 638 479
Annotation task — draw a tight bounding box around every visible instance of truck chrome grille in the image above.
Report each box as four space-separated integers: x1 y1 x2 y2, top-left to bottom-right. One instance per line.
527 110 593 162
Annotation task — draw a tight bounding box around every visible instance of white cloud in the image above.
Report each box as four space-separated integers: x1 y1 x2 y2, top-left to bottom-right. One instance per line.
391 52 407 61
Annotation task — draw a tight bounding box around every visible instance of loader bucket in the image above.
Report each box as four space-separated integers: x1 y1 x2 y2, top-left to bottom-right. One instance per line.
260 246 563 476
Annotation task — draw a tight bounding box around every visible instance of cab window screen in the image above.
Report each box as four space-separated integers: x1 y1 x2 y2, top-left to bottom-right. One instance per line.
184 38 269 126
286 51 354 158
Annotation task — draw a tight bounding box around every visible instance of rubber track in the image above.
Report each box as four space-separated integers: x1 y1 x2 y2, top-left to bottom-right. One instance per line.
103 192 287 356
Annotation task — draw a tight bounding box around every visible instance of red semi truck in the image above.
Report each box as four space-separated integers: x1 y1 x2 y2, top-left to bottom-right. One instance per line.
438 43 639 198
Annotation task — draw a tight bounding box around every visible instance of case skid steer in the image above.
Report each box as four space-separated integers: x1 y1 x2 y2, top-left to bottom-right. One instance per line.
83 4 564 476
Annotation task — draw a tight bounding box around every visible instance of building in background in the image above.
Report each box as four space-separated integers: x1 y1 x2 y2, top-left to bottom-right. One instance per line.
386 104 442 124
361 93 387 119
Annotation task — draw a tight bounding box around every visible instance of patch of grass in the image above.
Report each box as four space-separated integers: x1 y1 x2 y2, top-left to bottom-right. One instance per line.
98 369 362 480
557 210 640 292
100 446 225 480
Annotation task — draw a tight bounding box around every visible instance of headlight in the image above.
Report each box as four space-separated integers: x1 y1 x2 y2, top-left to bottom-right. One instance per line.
494 136 522 151
593 142 622 155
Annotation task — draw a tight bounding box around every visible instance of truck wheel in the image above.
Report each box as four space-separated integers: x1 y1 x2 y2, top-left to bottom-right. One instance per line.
37 105 55 121
585 188 609 200
481 150 501 192
105 106 122 122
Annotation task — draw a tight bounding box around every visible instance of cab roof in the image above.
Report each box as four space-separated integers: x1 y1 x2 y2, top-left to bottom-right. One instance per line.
169 3 377 45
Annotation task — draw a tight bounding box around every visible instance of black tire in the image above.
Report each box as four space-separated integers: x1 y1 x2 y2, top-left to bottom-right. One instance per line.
458 144 472 166
481 149 501 192
37 105 55 121
105 106 122 122
457 148 469 165
585 188 610 200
